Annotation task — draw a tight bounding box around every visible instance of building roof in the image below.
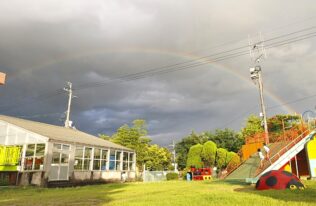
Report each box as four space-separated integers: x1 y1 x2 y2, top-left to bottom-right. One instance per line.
0 115 133 151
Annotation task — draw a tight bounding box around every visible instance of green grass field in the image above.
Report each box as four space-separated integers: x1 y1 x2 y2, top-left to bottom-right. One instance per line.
1 180 316 206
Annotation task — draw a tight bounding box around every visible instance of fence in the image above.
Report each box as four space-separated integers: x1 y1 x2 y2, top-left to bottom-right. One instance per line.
142 170 178 182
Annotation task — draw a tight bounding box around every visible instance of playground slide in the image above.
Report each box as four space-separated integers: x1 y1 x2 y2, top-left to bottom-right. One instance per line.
225 141 289 180
256 130 316 178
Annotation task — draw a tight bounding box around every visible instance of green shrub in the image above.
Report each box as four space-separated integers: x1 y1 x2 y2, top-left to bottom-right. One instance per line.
201 141 217 167
186 144 203 168
216 148 228 168
226 153 241 171
166 172 179 181
226 151 236 164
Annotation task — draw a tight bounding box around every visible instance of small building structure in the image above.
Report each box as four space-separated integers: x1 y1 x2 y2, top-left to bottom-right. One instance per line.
0 115 136 186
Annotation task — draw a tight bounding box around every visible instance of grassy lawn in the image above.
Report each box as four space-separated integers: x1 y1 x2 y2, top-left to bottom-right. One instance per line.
1 180 316 206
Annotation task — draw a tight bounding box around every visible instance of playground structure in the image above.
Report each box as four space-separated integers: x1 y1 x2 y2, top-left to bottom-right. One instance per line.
224 120 316 184
256 170 305 190
189 167 212 181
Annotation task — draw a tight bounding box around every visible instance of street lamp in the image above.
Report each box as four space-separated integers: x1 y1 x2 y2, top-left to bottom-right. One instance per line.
250 66 269 144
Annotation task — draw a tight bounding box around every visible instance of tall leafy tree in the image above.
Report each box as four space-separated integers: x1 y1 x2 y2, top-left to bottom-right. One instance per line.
268 114 301 133
186 144 203 168
107 119 151 169
201 141 217 167
215 148 228 169
226 151 237 164
208 129 244 153
241 114 264 138
145 145 172 171
175 131 208 170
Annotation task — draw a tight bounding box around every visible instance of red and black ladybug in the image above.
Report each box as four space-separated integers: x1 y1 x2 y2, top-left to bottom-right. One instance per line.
256 170 305 190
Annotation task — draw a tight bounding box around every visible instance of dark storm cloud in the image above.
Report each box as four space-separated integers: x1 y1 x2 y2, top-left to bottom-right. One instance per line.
0 0 315 145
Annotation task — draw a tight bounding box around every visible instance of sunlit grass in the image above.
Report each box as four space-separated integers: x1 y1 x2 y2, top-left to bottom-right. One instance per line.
0 180 316 206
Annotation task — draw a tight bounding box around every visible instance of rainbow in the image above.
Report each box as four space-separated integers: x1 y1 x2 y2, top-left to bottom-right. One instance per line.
7 47 296 113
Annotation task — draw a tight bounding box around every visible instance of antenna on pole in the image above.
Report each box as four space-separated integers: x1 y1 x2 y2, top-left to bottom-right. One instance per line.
63 81 76 128
248 32 267 64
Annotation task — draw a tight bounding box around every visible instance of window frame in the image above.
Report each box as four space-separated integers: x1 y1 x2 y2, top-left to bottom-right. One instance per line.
23 143 46 171
74 146 92 171
92 148 108 171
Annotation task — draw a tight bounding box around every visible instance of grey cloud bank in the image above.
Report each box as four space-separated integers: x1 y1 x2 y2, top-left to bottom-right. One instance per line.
0 0 315 146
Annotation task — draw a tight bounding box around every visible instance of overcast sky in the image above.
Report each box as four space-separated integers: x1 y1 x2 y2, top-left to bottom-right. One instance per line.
0 0 316 146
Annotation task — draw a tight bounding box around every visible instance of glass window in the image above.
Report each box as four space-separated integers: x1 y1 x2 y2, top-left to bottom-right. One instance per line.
74 159 83 170
74 146 84 170
36 144 45 156
129 153 134 161
93 149 108 171
122 152 129 171
52 143 70 167
75 147 83 158
116 151 121 161
94 148 101 159
109 161 115 170
52 152 60 164
34 157 44 170
101 150 108 160
123 162 128 170
128 153 135 171
84 148 92 158
24 157 33 170
129 162 133 171
25 144 35 157
24 144 45 171
93 160 100 170
123 152 128 161
116 161 121 170
109 150 116 170
75 146 93 171
101 160 107 171
83 159 90 170
62 145 70 151
54 144 62 150
61 153 69 163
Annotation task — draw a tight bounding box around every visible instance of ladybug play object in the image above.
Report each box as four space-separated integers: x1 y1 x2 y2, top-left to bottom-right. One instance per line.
255 170 305 190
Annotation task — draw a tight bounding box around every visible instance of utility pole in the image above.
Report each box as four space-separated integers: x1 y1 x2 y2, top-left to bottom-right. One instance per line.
64 81 73 128
249 33 269 145
169 140 177 172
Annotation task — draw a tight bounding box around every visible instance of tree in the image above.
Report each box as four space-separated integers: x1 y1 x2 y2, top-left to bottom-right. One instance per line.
208 129 244 153
186 144 203 168
145 145 172 171
226 151 237 164
241 114 264 138
201 141 217 167
215 148 228 169
268 114 301 133
226 153 241 171
175 131 208 170
108 119 151 169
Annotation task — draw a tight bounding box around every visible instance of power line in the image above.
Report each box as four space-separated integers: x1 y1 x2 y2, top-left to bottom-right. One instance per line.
267 94 316 110
1 26 316 113
74 28 316 91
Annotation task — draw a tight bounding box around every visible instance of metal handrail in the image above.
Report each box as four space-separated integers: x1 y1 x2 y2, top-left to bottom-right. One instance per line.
254 129 311 176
